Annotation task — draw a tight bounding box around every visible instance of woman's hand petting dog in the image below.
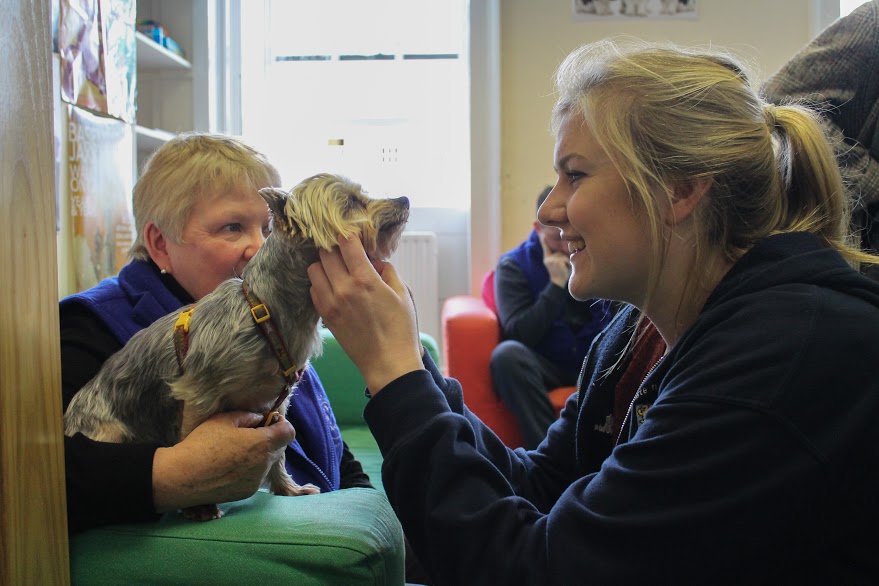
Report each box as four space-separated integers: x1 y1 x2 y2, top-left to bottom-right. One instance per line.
308 235 424 396
151 411 296 513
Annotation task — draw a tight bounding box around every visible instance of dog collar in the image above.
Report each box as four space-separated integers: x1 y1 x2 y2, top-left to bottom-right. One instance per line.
260 385 294 427
240 280 304 389
171 297 302 428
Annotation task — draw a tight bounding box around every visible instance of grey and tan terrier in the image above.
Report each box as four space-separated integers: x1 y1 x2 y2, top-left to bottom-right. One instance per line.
64 172 410 520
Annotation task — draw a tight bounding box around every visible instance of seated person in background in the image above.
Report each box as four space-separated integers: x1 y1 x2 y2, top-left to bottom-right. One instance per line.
491 186 613 448
61 132 372 534
762 0 879 280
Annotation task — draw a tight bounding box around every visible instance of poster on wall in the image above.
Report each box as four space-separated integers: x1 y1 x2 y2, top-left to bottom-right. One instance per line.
573 0 698 20
67 105 135 292
58 0 136 123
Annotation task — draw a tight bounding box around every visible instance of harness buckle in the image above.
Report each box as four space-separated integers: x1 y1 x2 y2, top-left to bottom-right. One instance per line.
250 304 270 324
174 308 195 332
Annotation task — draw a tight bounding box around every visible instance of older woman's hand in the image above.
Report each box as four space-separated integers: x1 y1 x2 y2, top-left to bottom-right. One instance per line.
151 411 296 513
307 235 423 395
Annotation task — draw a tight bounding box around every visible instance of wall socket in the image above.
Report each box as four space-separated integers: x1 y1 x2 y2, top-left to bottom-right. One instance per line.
380 146 399 164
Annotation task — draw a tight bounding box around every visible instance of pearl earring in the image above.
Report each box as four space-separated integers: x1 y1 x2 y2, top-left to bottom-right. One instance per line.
160 268 168 275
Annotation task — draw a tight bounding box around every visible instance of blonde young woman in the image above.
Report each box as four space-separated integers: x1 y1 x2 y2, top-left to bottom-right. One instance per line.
309 41 879 584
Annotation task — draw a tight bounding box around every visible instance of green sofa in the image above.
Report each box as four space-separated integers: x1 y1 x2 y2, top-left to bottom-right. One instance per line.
313 328 440 492
69 329 440 585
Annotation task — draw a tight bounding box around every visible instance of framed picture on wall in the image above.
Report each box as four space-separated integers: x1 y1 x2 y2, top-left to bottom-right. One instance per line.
573 0 698 20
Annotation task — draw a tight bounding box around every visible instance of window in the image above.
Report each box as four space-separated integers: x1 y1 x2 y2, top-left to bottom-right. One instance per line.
240 0 471 209
840 0 871 16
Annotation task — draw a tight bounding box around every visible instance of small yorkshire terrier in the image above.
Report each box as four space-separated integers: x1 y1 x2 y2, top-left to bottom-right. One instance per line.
64 173 410 520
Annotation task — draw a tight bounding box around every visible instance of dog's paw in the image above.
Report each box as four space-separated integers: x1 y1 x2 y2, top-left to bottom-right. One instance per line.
182 504 223 521
272 476 321 497
294 483 321 496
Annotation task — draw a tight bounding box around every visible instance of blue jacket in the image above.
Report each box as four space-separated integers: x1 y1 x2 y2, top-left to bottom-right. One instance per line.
61 259 342 492
365 232 879 585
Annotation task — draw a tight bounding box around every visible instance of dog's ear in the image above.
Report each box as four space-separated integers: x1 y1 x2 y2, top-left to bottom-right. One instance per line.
259 187 295 234
259 187 288 217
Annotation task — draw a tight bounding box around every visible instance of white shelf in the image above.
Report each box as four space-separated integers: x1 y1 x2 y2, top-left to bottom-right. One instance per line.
135 31 191 71
135 125 175 152
134 1 200 167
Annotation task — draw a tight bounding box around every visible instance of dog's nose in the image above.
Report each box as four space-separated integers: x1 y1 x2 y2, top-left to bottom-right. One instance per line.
394 196 410 209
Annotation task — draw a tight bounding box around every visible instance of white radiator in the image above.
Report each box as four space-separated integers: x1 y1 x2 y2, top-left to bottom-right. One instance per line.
389 231 440 344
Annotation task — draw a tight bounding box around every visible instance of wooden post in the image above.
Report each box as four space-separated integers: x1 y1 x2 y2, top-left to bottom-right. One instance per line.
0 0 71 583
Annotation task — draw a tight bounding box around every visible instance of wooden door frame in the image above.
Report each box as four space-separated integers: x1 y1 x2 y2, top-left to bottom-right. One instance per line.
0 0 71 583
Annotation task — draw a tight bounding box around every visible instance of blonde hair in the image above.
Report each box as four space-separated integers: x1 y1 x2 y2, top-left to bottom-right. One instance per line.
551 39 874 311
128 132 282 261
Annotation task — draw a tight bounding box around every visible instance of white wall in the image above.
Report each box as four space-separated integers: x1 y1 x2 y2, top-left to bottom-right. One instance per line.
406 206 470 319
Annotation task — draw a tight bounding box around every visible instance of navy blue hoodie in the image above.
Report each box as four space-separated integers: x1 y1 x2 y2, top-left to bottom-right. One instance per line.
365 232 879 585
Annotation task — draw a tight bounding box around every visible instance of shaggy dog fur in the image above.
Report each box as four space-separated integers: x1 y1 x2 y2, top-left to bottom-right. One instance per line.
64 172 410 519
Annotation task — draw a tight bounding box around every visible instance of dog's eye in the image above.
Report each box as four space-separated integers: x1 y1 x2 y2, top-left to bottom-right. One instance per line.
345 196 367 212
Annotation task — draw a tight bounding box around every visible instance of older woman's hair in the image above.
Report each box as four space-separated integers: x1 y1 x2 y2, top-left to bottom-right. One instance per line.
128 132 282 261
551 39 870 306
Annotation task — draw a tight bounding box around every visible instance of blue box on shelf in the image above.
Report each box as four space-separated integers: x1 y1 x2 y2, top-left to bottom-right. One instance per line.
136 19 185 59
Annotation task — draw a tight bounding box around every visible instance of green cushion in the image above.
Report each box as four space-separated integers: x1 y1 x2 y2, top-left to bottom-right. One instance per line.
311 329 439 494
341 426 385 492
311 328 440 491
312 328 440 428
311 328 439 426
70 489 404 585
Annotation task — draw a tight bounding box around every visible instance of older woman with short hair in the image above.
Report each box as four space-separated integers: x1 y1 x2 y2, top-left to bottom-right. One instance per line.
61 132 371 532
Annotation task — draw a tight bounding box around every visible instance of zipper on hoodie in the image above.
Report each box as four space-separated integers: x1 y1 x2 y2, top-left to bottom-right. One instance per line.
615 355 665 446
